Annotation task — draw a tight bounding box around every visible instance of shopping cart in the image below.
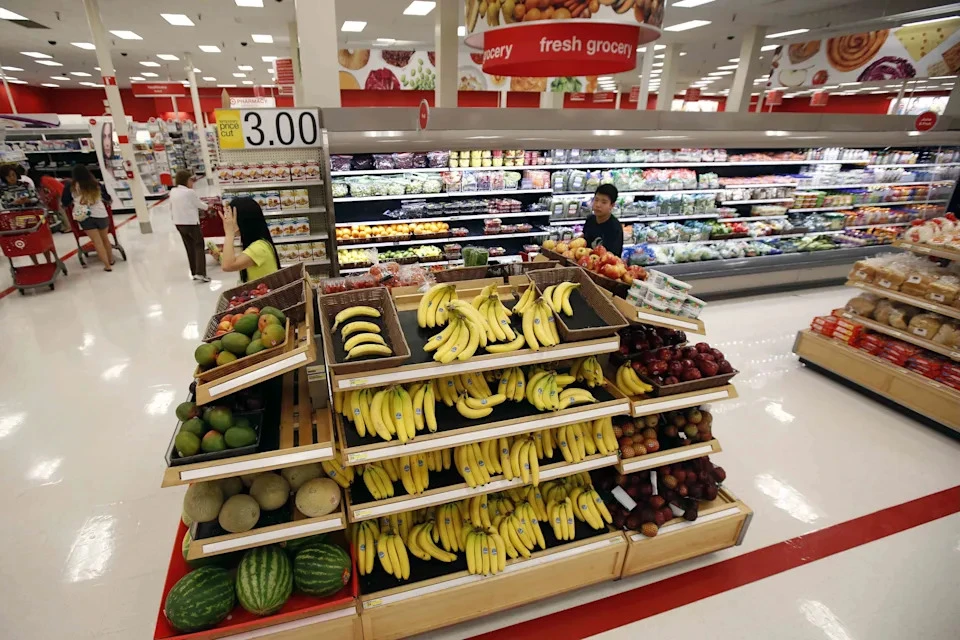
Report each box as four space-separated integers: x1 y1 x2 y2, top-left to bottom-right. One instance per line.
66 203 129 267
0 208 68 294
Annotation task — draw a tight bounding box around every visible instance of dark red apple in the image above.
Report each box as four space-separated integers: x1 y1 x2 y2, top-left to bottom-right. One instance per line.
663 375 679 385
639 508 657 523
698 360 720 377
648 360 668 375
695 342 711 353
656 347 674 361
649 495 665 509
709 348 724 361
638 484 653 497
653 509 668 526
704 484 719 501
681 346 699 359
626 513 643 530
717 359 734 374
640 351 659 365
667 361 684 377
681 368 702 381
697 352 716 362
673 469 687 483
634 340 650 352
679 358 696 370
644 438 660 453
619 344 630 355
632 361 648 375
626 485 641 499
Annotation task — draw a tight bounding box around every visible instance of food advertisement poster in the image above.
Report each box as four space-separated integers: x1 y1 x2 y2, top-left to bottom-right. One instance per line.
769 19 960 88
462 0 664 38
338 48 598 92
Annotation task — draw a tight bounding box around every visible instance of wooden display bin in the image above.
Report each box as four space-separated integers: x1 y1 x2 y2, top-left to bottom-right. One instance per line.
620 487 752 578
357 531 627 640
610 295 706 336
629 384 738 417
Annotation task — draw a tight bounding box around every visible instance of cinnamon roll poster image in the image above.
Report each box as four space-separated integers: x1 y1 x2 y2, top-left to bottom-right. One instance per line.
768 20 960 88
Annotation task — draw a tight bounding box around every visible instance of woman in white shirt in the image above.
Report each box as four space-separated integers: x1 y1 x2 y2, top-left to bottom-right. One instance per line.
170 170 210 282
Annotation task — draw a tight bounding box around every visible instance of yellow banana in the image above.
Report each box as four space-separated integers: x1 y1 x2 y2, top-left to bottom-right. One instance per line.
343 332 386 352
456 394 494 420
333 305 381 331
345 343 392 360
341 321 381 340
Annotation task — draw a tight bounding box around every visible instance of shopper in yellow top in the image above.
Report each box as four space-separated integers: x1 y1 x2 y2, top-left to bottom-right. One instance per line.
218 196 280 282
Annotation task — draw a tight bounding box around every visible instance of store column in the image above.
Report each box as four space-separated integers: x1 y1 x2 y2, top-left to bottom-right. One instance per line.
184 55 213 179
434 0 458 107
289 21 304 107
82 0 151 233
293 0 340 107
636 49 655 110
655 45 680 111
540 92 564 109
726 26 766 113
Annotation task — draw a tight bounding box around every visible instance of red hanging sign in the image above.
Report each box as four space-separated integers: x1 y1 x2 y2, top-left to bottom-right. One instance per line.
915 111 938 132
417 99 430 131
810 91 829 107
480 22 640 77
568 92 588 102
629 85 640 102
131 82 186 97
685 87 701 101
593 91 616 103
274 58 295 86
765 89 784 106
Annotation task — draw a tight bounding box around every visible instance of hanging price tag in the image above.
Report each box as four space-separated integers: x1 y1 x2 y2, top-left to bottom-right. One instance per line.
610 486 637 511
650 470 658 495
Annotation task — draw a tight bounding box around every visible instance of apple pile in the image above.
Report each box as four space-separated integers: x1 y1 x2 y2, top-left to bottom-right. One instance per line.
617 324 686 360
227 282 270 309
615 407 714 459
573 246 647 285
633 342 734 386
593 457 727 537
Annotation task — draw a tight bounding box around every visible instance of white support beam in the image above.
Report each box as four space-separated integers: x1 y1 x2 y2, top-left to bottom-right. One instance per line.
727 26 767 112
184 54 212 179
435 0 458 107
293 0 340 107
636 49 655 110
656 44 680 111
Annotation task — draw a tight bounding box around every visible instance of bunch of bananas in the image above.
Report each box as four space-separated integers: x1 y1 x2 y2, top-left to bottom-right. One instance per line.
454 441 498 487
417 283 458 329
526 368 597 411
351 520 381 576
331 306 393 360
320 457 355 489
616 363 654 396
496 366 527 401
514 288 561 351
473 284 526 353
335 382 437 443
424 299 496 363
590 416 619 456
570 356 605 388
376 529 411 580
463 525 507 576
360 463 396 500
542 282 581 317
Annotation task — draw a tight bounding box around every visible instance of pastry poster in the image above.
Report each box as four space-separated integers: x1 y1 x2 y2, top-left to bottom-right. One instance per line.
768 19 960 88
338 48 597 92
462 0 665 38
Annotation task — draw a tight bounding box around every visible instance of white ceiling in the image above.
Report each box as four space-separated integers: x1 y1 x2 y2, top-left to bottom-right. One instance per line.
0 0 955 98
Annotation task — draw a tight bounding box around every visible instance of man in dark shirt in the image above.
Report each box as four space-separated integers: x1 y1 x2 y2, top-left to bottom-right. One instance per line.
583 183 623 257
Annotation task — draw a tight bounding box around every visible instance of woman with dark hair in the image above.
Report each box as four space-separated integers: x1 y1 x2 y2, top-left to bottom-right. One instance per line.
62 164 114 271
218 196 280 282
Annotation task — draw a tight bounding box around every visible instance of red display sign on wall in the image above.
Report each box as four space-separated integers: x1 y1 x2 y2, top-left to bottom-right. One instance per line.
274 58 295 86
131 82 186 97
479 22 641 77
685 87 701 101
417 99 430 131
629 85 640 102
810 91 829 107
593 91 616 103
766 89 784 106
569 92 588 102
915 111 938 132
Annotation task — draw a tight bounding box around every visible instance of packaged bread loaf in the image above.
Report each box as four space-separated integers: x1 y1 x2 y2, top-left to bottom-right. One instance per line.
926 275 959 305
845 294 878 317
873 299 895 325
900 271 938 298
888 304 917 330
932 322 960 348
848 259 877 283
907 312 944 339
874 263 908 290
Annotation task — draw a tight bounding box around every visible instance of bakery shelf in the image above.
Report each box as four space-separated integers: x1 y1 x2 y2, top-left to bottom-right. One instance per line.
719 198 795 205
219 179 325 191
616 439 722 474
620 487 752 578
789 206 855 213
356 530 626 640
155 522 360 640
346 453 619 523
337 380 630 466
334 211 551 227
610 295 706 335
836 311 960 362
892 239 960 261
333 188 552 202
162 370 335 487
846 281 960 321
187 502 346 561
630 385 739 418
793 330 960 433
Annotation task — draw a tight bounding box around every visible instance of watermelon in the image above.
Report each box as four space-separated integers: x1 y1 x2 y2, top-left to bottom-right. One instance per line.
164 566 236 633
283 533 328 558
293 544 351 597
236 545 293 615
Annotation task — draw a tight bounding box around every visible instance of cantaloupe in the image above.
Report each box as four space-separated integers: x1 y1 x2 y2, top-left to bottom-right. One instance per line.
218 476 243 499
295 478 341 518
184 481 224 523
241 472 265 488
249 473 290 511
219 494 261 533
281 463 322 492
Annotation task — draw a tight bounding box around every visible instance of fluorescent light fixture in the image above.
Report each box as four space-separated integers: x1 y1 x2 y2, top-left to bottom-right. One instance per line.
235 0 263 6
157 54 179 61
766 28 809 38
760 44 779 52
839 82 859 86
458 26 466 36
708 71 733 76
71 42 96 50
252 34 273 43
680 52 687 56
664 20 711 32
199 45 221 53
242 80 254 85
650 69 662 74
129 76 145 81
0 8 27 19
141 72 158 77
903 16 959 27
233 73 247 78
341 21 366 32
766 130 789 136
202 76 216 81
70 71 92 77
181 80 190 85
819 85 839 90
21 51 52 58
654 54 665 59
262 55 278 62
7 79 26 84
930 75 958 80
652 62 663 67
1 66 22 71
869 90 887 94
597 76 613 80
218 84 237 87
907 131 922 136
36 60 63 66
717 64 739 70
403 1 436 15
376 38 396 45
110 30 142 40
140 61 161 67
672 0 715 6
161 13 194 26
41 83 60 87
51 75 70 80
79 81 103 87
238 65 254 71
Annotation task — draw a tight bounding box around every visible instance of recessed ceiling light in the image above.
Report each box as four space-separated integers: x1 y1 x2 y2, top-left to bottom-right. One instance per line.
262 55 278 62
654 54 664 59
7 79 27 84
70 71 92 77
238 65 254 71
233 72 247 77
191 67 201 73
157 54 179 61
218 84 237 88
202 76 216 81
242 80 254 85
672 0 715 6
129 76 145 81
717 64 739 70
679 52 687 56
457 26 466 36
903 16 959 27
766 28 809 38
729 58 740 63
41 83 59 87
652 62 663 67
21 51 52 59
51 75 70 80
765 130 790 136
760 44 779 52
664 20 711 32
403 1 436 15
71 42 96 50
79 81 103 87
650 69 662 74
708 71 733 76
1 66 22 71
140 61 161 67
110 30 142 40
141 72 158 77
36 60 63 66
341 21 366 32
199 45 221 53
235 0 263 6
0 8 27 19
161 13 195 26
376 38 396 45
251 34 273 43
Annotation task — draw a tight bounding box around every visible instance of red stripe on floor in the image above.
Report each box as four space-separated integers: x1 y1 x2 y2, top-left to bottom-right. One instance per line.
471 485 960 640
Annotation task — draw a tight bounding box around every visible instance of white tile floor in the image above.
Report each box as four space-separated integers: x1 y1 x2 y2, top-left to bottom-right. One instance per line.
1 200 958 639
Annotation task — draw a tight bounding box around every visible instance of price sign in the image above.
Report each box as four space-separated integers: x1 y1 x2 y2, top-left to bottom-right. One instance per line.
216 108 321 150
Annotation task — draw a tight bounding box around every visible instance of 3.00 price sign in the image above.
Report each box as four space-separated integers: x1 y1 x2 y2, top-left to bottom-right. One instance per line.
217 108 321 150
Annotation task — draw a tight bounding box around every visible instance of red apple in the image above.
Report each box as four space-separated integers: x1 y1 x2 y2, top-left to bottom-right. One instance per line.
697 353 716 362
656 347 674 361
681 346 699 359
699 360 720 377
648 360 668 375
644 438 660 453
667 361 684 377
717 359 734 374
679 358 696 370
663 375 679 385
619 344 630 355
681 368 702 381
695 342 711 353
709 348 724 361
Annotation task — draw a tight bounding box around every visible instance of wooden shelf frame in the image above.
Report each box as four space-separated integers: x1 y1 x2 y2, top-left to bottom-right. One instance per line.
893 239 960 261
617 439 722 474
610 296 706 335
346 453 619 523
837 311 960 362
846 281 960 321
630 385 738 418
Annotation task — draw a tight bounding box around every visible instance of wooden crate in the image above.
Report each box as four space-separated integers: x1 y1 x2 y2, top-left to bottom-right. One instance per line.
793 329 960 433
610 295 706 336
162 369 335 487
630 384 738 418
358 532 626 640
620 487 752 578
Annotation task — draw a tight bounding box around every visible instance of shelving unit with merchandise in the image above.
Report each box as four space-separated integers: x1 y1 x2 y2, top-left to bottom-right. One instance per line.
323 110 960 297
793 216 960 434
166 119 205 177
3 128 100 182
131 122 171 198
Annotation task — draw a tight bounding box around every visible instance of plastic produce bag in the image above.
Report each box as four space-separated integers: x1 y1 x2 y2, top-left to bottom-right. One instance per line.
462 245 489 267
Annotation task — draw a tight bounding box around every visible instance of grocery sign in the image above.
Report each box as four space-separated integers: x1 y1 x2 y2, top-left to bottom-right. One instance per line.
810 91 829 107
765 89 784 106
769 19 960 88
463 0 664 76
915 110 938 132
131 82 186 97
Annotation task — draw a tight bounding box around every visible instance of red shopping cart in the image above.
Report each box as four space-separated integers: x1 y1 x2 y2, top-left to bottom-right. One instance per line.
0 208 68 294
66 204 128 267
